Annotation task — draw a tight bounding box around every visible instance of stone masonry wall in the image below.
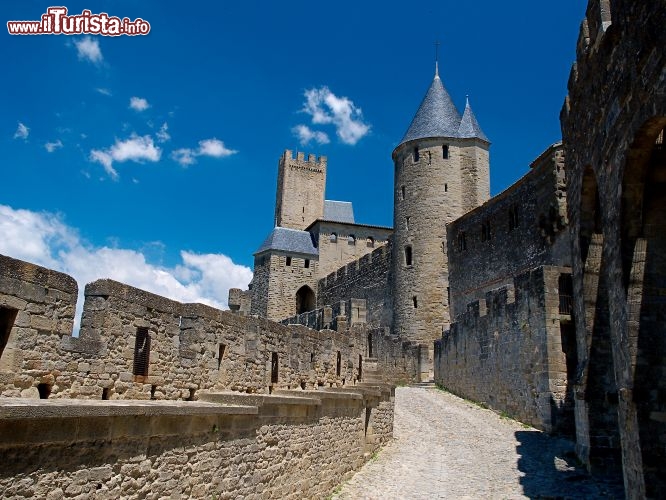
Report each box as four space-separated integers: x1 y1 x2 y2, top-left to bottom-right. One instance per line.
318 242 393 329
435 266 575 433
0 387 393 499
446 143 570 319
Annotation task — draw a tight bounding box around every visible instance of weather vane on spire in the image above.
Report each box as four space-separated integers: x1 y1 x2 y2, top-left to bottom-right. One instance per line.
434 40 441 77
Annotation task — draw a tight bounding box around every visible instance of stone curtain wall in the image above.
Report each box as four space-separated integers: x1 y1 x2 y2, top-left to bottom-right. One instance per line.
561 1 666 496
435 266 575 433
446 144 570 318
318 242 393 329
0 388 393 499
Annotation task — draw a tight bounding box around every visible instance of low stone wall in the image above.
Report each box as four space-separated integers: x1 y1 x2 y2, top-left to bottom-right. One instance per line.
435 266 575 433
0 387 393 499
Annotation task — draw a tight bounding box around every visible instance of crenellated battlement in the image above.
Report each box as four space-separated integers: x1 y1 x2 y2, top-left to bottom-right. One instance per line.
282 149 328 167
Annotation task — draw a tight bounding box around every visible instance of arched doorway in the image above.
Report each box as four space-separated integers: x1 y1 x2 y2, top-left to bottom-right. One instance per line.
621 120 666 498
295 285 316 314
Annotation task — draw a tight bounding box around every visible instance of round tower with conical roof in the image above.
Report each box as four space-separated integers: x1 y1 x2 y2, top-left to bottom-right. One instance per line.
391 67 490 380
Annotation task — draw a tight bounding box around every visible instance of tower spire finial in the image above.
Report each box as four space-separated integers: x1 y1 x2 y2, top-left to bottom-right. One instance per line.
434 40 440 77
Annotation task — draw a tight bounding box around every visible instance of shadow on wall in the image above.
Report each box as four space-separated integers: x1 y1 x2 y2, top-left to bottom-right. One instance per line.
514 430 624 499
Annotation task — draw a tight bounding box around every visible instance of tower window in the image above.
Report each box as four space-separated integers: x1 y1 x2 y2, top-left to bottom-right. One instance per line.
405 216 410 230
509 205 519 231
443 145 449 159
286 256 292 266
348 235 356 245
304 259 310 269
400 186 405 200
412 296 418 308
330 232 337 242
481 221 491 242
405 246 413 266
413 148 419 162
445 183 448 192
457 232 467 252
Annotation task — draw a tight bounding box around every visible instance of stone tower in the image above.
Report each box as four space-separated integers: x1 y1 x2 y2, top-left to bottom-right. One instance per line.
391 66 490 380
274 150 327 230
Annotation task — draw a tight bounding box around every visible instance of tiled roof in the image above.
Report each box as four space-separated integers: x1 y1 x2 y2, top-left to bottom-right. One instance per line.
323 200 355 224
254 227 318 256
399 74 462 146
458 98 489 142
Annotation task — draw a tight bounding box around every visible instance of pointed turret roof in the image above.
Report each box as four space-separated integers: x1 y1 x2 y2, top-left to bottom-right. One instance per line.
458 97 489 142
399 73 462 146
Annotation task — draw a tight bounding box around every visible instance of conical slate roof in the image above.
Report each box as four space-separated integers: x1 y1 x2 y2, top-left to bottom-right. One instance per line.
458 97 489 142
399 74 462 146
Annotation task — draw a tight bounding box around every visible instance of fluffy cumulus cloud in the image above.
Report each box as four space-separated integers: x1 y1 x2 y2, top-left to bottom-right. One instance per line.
0 204 253 332
295 86 370 145
129 96 150 112
89 134 161 179
171 138 237 167
13 122 29 140
291 125 330 146
44 140 63 153
73 36 103 64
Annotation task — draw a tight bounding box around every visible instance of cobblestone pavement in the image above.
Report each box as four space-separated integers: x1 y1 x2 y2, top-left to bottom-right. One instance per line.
333 387 624 499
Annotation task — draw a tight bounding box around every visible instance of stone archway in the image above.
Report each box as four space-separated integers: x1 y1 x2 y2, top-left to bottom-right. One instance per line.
295 285 316 315
621 120 666 499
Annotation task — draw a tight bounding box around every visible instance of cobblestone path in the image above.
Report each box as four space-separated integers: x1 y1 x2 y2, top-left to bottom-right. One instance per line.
333 387 624 499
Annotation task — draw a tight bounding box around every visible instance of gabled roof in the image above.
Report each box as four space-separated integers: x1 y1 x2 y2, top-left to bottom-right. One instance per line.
254 227 318 256
458 97 489 143
399 74 462 146
323 200 355 224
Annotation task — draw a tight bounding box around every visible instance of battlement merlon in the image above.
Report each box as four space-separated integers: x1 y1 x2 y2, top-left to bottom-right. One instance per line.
282 149 328 167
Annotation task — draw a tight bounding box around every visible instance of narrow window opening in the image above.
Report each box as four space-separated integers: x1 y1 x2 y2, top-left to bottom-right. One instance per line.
37 383 51 399
300 380 306 390
302 206 305 213
342 378 345 386
271 352 279 384
0 306 18 361
310 352 315 363
336 351 341 376
447 287 451 306
445 183 448 192
133 327 150 377
413 296 418 308
413 148 419 162
400 186 405 200
509 205 519 231
102 388 109 400
218 344 226 370
367 333 373 358
286 256 292 266
457 232 467 251
405 246 413 266
405 217 410 231
558 273 574 315
442 145 449 159
304 258 310 269
365 407 371 436
186 388 196 401
150 385 157 400
358 354 363 381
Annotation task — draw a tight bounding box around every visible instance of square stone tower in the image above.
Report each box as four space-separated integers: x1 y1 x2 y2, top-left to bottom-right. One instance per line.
274 150 327 230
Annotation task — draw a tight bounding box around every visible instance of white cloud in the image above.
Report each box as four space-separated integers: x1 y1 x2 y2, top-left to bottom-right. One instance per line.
44 140 63 153
292 124 330 146
300 86 370 145
129 96 150 112
156 122 170 143
171 138 237 166
96 87 112 96
13 122 29 140
89 134 161 179
198 138 236 158
0 204 253 333
171 148 197 166
74 36 103 64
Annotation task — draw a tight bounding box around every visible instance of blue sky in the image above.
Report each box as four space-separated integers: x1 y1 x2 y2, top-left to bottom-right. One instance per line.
1 1 586 315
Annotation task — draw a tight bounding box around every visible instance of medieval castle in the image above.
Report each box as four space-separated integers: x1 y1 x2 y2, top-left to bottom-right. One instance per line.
0 1 663 498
